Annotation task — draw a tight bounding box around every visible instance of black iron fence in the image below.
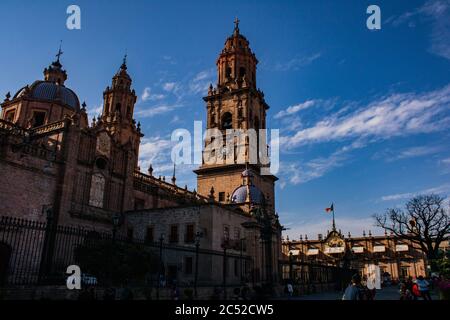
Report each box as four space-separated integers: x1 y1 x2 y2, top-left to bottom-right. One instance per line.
281 260 357 292
0 216 253 290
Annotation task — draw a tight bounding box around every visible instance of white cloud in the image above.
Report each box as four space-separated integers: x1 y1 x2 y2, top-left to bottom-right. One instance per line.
424 0 450 60
381 183 450 201
281 84 450 149
379 145 444 162
278 140 365 187
395 145 442 160
138 136 198 189
189 69 214 95
141 87 165 102
274 100 316 119
274 52 322 71
87 104 103 120
388 0 450 60
135 103 182 118
163 82 178 92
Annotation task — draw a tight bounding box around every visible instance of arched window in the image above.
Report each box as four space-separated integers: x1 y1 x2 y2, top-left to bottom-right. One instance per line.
226 67 232 79
239 67 246 78
221 112 233 130
115 103 121 112
89 173 105 208
32 111 46 127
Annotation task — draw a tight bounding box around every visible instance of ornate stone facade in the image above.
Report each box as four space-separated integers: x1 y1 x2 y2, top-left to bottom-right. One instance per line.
0 22 283 287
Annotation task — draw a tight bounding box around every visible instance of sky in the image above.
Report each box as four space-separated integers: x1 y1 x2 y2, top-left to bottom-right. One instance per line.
0 0 449 239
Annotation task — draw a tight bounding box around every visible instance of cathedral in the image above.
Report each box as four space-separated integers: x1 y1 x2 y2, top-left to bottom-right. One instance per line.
0 21 283 290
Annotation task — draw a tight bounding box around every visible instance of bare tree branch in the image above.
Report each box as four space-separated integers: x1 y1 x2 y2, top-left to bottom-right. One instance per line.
374 194 449 261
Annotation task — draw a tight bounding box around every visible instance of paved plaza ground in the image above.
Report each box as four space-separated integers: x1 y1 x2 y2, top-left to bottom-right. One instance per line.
291 285 440 300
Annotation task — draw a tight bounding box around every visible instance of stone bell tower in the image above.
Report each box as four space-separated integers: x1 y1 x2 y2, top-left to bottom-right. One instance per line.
194 19 277 213
99 56 142 157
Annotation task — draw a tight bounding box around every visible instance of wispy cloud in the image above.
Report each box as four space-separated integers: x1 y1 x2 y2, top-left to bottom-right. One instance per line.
281 84 450 149
274 100 316 119
388 0 450 60
162 82 179 92
188 69 214 95
138 135 197 188
380 183 450 201
141 87 165 102
374 145 444 162
273 52 322 71
135 103 182 118
278 139 365 187
87 103 103 120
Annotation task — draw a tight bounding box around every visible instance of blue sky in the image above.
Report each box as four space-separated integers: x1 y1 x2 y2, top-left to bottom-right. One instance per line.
1 0 449 239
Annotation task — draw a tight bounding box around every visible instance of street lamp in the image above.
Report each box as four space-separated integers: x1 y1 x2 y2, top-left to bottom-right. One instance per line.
194 231 202 299
156 233 165 300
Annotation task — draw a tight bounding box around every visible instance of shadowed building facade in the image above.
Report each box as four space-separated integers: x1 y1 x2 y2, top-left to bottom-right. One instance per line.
0 21 283 291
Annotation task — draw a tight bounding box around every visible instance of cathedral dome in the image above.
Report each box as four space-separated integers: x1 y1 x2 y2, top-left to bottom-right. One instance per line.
14 80 80 110
231 185 265 204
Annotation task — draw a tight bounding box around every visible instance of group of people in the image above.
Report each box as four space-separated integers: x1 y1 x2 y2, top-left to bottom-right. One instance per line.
342 273 433 300
342 274 377 300
399 276 432 300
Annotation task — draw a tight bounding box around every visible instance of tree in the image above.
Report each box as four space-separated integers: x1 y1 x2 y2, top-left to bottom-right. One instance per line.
374 194 449 266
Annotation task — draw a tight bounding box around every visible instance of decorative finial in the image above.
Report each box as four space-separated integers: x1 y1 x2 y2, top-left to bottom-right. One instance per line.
121 53 127 70
56 40 63 63
5 92 11 101
172 154 176 184
234 17 240 32
148 164 153 176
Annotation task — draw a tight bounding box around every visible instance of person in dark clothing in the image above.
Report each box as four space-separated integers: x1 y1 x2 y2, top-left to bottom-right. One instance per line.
342 274 365 300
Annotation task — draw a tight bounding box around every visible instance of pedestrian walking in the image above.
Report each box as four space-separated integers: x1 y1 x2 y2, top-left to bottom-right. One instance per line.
342 274 365 300
287 282 294 299
416 276 432 300
399 283 412 300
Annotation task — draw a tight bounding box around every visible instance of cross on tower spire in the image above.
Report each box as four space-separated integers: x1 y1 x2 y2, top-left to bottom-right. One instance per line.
121 53 128 70
56 41 63 63
234 17 240 33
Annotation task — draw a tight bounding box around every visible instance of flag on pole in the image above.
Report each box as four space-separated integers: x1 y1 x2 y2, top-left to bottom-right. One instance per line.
325 203 334 213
